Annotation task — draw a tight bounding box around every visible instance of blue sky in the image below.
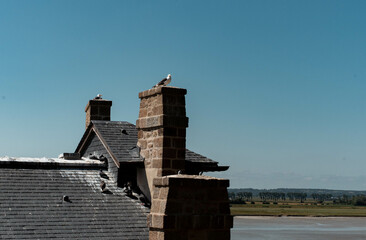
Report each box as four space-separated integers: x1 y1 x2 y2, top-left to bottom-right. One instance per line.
1 0 366 190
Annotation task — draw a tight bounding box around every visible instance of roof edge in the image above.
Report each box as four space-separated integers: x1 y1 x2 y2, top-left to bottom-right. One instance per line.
0 157 106 170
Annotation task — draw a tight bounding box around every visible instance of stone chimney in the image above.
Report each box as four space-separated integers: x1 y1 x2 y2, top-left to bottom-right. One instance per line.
136 86 232 240
136 86 188 197
148 175 233 240
85 98 112 129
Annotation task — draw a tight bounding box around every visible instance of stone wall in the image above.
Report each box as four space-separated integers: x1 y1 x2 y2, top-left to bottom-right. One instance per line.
148 175 233 240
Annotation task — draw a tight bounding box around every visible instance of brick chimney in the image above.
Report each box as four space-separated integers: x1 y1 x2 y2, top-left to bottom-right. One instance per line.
85 98 112 129
149 175 233 240
136 86 188 197
136 86 232 240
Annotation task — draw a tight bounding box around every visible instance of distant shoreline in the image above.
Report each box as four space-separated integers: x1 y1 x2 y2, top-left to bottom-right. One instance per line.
234 215 366 218
231 203 366 217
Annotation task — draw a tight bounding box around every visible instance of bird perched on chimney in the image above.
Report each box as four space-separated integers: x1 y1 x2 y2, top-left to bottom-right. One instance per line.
153 74 171 88
94 94 102 99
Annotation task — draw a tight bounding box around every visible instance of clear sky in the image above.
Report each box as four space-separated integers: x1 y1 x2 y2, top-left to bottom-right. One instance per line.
1 0 366 190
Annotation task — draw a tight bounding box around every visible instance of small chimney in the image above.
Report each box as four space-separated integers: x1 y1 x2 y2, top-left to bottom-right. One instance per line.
136 86 188 197
85 97 112 129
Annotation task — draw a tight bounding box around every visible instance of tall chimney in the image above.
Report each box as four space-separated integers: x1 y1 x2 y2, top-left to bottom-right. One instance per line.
136 86 188 197
137 86 233 240
85 98 112 129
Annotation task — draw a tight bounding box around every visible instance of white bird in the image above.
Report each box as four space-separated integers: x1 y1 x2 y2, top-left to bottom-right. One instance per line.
153 74 171 88
95 94 102 99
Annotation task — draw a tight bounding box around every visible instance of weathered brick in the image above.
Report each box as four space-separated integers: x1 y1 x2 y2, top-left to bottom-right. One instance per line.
164 230 187 240
163 95 176 105
192 215 211 229
157 128 164 136
176 149 186 159
149 230 159 240
187 230 207 240
147 214 153 227
164 127 177 136
224 215 234 229
138 139 147 149
153 137 164 148
156 168 163 177
164 116 189 128
151 200 161 213
163 148 177 158
152 159 163 168
207 230 230 240
98 106 110 116
152 106 163 115
162 169 177 176
163 137 171 147
175 215 194 229
210 215 225 229
162 159 171 168
153 188 161 199
176 95 186 106
219 202 231 214
171 138 185 148
139 108 147 118
153 177 164 186
158 187 169 200
151 214 164 228
152 148 163 158
165 200 182 214
207 188 228 201
171 159 185 170
177 128 186 137
161 86 187 96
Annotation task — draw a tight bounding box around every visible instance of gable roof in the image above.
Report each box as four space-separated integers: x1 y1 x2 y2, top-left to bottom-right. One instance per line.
75 121 227 172
0 165 149 239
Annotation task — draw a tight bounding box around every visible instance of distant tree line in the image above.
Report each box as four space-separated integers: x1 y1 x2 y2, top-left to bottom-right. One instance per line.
257 192 307 202
333 194 366 206
229 192 252 203
229 191 309 203
311 193 333 202
229 188 366 198
258 192 286 201
285 192 307 202
228 189 366 206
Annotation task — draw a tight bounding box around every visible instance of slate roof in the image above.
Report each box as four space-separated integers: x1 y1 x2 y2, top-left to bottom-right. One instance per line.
76 120 219 166
0 164 149 239
93 121 142 163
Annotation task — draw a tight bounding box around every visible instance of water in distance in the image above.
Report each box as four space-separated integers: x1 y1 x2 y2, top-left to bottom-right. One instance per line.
232 216 366 240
